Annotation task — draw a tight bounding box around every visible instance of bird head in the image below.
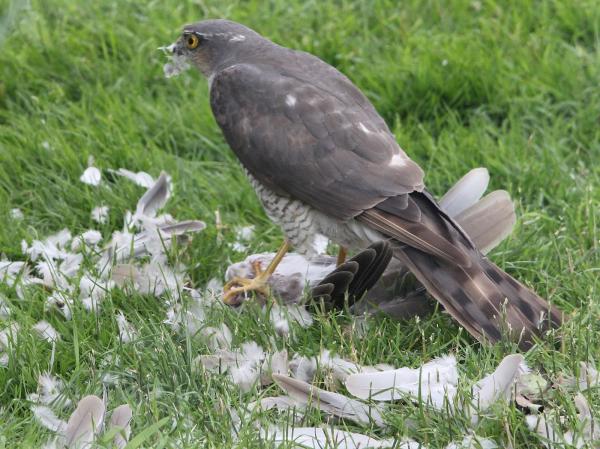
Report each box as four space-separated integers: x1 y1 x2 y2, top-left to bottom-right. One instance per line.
169 20 264 78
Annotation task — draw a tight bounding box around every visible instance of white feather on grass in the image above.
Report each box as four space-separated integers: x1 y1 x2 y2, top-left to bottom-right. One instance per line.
247 395 298 412
33 320 60 343
0 322 19 365
0 295 10 319
34 396 132 449
79 166 101 186
108 404 133 449
164 291 210 336
63 395 105 448
24 229 71 262
445 435 498 449
0 259 27 286
439 168 489 217
46 292 73 320
261 349 289 386
200 324 233 351
526 397 600 449
558 361 600 391
573 393 600 444
345 355 458 408
27 373 69 408
70 230 102 251
132 172 170 225
32 405 67 433
317 350 367 384
525 414 567 448
236 225 255 242
115 312 137 343
268 304 314 337
108 168 155 188
153 220 206 237
467 354 524 423
273 374 386 427
290 354 318 383
263 427 396 449
195 341 266 393
90 206 109 224
10 208 24 220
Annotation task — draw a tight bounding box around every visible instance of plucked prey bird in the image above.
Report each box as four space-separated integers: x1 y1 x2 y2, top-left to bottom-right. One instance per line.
167 19 563 348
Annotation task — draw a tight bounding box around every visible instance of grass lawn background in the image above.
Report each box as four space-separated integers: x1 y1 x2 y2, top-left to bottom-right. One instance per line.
0 0 598 447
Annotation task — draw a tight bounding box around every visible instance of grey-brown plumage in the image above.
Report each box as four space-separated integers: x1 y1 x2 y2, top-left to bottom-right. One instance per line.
171 19 564 349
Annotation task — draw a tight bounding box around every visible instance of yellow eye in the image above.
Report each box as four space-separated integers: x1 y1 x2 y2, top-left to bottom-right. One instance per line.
185 33 200 49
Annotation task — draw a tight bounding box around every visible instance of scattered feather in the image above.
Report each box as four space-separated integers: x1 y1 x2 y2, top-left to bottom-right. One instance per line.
63 395 105 448
32 405 66 433
0 295 10 319
468 354 524 422
526 414 569 448
115 312 137 343
160 44 191 78
71 231 102 250
263 427 395 449
80 166 102 186
345 355 458 409
559 362 600 391
28 373 69 408
195 341 266 393
200 324 233 351
290 355 318 383
165 296 206 336
268 304 313 337
261 349 289 386
46 292 73 320
0 259 27 286
108 404 133 449
91 206 109 224
108 168 155 188
10 208 24 220
273 374 386 427
133 172 170 224
248 395 298 412
33 320 60 343
236 225 255 242
445 435 498 449
317 350 365 384
439 168 489 217
0 322 19 353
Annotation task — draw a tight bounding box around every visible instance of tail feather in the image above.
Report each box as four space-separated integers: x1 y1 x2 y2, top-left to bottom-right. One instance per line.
358 191 563 350
455 190 516 255
395 247 549 348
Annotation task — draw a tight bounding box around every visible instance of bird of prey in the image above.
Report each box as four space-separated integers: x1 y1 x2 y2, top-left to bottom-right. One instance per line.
167 19 563 349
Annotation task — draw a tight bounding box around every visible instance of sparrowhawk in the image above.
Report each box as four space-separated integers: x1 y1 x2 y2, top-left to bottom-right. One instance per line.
167 19 563 349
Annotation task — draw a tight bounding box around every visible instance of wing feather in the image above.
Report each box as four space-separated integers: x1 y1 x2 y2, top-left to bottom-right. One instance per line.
210 62 424 221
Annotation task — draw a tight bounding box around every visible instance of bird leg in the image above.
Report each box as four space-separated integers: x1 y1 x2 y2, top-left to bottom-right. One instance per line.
222 240 291 305
336 246 348 266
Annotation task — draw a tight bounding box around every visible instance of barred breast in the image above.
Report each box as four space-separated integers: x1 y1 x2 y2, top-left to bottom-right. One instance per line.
246 171 327 255
245 171 383 256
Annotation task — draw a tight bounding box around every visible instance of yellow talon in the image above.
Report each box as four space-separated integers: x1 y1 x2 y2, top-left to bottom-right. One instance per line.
222 240 291 305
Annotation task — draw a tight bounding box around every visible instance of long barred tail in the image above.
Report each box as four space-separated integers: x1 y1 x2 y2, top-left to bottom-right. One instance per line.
358 187 564 350
394 244 563 350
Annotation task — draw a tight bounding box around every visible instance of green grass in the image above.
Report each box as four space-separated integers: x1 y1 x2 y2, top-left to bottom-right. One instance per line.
0 0 599 447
